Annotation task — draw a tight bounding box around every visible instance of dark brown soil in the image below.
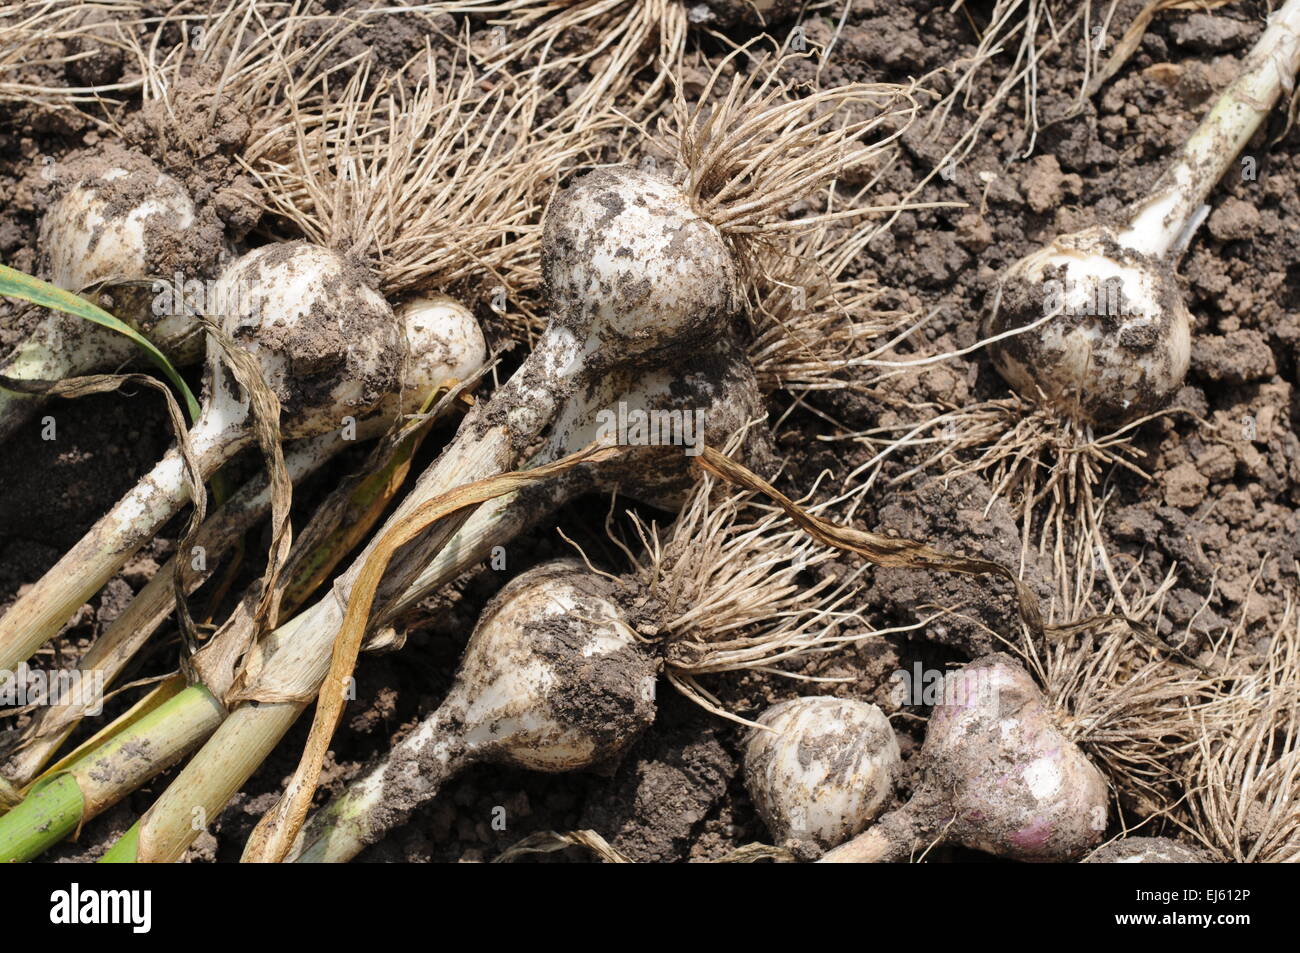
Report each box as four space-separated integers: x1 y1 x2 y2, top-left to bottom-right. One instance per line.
3 1 1296 863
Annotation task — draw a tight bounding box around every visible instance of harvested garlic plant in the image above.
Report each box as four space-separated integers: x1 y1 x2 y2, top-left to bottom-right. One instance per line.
291 560 659 863
822 654 1109 863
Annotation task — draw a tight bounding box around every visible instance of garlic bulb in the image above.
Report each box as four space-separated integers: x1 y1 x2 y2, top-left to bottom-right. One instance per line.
987 227 1191 426
395 294 488 403
822 655 1109 863
986 2 1300 427
209 242 403 439
745 696 900 852
39 152 199 338
1 152 209 441
290 560 658 863
543 165 738 366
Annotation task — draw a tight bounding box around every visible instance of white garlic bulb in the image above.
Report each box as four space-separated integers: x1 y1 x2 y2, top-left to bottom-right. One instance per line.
745 696 900 851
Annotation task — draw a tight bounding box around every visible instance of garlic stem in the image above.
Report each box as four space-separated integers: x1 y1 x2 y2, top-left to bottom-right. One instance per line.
3 429 352 786
97 163 755 862
818 806 923 863
0 241 405 682
291 707 469 863
287 560 655 863
1121 0 1300 259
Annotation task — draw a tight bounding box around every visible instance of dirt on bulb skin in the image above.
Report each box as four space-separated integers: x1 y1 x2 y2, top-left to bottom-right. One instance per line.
34 142 228 333
222 241 403 424
988 233 1190 426
525 613 659 763
121 77 262 240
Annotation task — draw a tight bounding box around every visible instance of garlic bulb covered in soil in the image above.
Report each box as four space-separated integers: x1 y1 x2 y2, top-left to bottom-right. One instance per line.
985 1 1300 427
822 654 1109 863
37 146 206 333
543 165 738 368
209 241 404 440
290 560 658 863
744 696 900 854
1083 837 1208 864
1 147 218 440
341 293 486 435
986 226 1191 427
394 294 488 401
446 560 656 772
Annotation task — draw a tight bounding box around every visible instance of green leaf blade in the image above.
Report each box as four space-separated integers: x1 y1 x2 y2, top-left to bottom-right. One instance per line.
0 262 201 423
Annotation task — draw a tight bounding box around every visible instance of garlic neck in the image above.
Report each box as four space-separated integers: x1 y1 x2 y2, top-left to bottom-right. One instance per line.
1120 0 1300 261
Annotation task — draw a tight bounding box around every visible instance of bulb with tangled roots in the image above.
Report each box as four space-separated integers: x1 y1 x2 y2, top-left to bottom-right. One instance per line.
987 226 1191 428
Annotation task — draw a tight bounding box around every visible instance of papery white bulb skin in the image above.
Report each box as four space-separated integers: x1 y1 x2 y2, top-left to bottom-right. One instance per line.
41 166 192 283
290 560 658 862
987 226 1191 427
208 241 404 439
1 155 207 441
39 157 196 332
1084 837 1208 863
447 560 657 770
365 294 488 430
395 295 488 401
745 697 900 852
543 165 738 367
